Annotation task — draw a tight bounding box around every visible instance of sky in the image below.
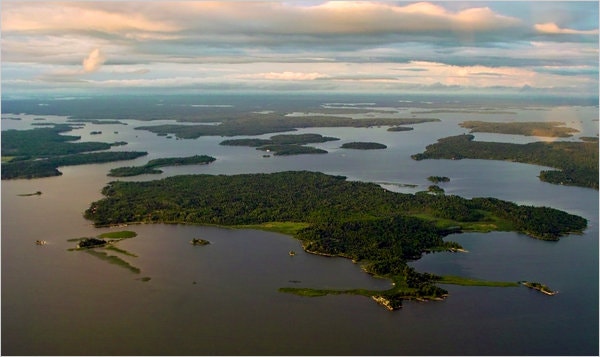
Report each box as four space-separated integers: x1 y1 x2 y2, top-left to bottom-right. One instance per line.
1 1 598 98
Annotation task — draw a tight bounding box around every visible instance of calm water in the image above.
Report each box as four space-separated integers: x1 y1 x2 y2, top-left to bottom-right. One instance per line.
2 104 598 355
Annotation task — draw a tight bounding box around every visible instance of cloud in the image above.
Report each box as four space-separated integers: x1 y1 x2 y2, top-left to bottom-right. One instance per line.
236 71 328 81
535 22 599 35
82 49 106 73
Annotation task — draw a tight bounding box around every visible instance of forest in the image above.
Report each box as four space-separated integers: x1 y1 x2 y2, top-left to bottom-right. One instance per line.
412 134 598 189
84 171 587 302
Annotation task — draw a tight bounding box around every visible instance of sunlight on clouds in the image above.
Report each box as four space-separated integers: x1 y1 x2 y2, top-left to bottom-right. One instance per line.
82 49 106 73
534 22 599 35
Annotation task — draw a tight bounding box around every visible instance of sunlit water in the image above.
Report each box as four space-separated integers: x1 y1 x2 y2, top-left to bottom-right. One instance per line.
2 105 598 355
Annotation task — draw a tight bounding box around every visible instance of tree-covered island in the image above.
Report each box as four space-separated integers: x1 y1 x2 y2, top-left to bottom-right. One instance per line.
136 115 439 139
412 134 598 189
1 125 147 179
84 171 586 309
340 142 387 150
220 133 337 156
428 176 450 183
108 155 216 177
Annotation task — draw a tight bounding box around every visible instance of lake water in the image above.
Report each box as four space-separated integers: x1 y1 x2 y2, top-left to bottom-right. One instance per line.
1 103 598 355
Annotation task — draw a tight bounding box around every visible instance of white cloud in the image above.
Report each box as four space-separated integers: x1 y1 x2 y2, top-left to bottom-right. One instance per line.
82 48 106 73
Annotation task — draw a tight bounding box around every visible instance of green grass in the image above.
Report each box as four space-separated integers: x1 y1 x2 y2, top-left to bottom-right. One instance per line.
437 275 519 287
234 221 311 235
408 212 514 232
98 230 137 239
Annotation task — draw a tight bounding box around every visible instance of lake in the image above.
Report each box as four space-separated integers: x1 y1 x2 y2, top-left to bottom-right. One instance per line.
1 101 598 355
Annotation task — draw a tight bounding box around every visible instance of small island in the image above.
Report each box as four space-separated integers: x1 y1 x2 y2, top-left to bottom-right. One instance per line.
220 133 337 156
521 281 558 296
340 142 387 150
427 176 450 184
190 238 210 246
76 237 108 249
108 155 216 177
18 191 42 197
387 126 413 132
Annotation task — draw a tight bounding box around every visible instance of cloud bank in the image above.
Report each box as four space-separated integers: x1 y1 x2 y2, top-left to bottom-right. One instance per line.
1 1 598 97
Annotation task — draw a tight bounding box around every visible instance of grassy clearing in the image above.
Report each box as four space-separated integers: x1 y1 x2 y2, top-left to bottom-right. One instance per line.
98 230 138 239
234 221 310 236
437 275 519 287
408 212 514 233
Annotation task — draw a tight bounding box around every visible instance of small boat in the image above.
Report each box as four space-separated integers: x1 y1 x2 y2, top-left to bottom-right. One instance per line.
289 250 296 256
35 240 47 245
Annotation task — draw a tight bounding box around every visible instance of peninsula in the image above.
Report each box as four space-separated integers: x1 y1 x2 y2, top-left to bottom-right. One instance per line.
412 134 598 189
108 155 216 177
459 121 579 137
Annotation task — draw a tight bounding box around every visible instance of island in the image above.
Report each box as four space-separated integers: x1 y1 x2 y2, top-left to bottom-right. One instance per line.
18 191 42 197
412 134 598 189
69 231 141 273
136 115 439 139
521 281 558 296
108 155 216 177
340 142 387 150
83 171 586 309
459 121 579 137
427 176 450 184
190 238 210 246
221 133 337 156
1 125 147 179
387 126 414 132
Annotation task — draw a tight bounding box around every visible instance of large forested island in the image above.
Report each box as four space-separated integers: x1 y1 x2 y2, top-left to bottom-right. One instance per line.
412 134 598 189
108 155 216 177
84 171 586 308
136 115 439 139
1 124 148 179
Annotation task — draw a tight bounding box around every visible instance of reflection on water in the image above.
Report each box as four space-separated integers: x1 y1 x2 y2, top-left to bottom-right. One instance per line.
2 105 598 355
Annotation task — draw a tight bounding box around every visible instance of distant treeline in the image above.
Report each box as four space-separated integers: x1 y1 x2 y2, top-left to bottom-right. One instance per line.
136 115 439 139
